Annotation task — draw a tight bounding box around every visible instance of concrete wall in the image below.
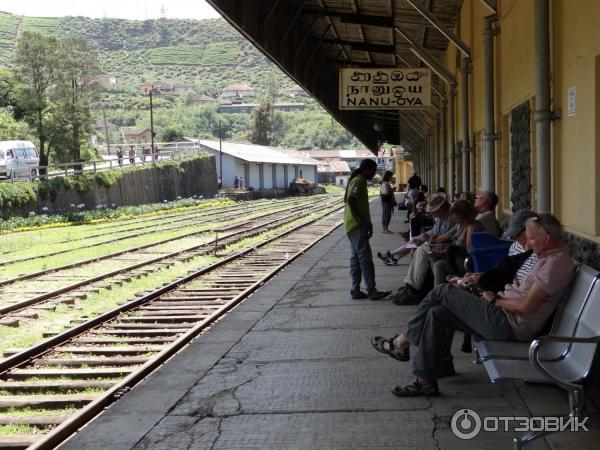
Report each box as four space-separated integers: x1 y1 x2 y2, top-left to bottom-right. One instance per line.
4 156 217 219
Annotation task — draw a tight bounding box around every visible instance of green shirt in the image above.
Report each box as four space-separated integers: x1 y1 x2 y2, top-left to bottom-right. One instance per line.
343 174 371 233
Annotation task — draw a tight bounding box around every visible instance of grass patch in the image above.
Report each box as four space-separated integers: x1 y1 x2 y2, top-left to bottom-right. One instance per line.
0 424 33 435
149 45 204 65
200 42 239 66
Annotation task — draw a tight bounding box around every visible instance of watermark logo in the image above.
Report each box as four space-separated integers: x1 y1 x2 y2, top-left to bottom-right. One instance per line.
451 409 481 440
450 409 589 440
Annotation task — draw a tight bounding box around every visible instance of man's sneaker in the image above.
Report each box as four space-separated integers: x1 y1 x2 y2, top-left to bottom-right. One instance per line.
351 291 369 300
383 257 399 266
390 285 420 305
376 250 392 262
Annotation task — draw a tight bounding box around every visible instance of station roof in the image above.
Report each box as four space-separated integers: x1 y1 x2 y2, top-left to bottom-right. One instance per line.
191 139 320 166
206 0 464 154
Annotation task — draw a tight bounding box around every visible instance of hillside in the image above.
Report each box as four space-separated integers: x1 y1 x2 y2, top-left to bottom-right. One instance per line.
0 11 360 150
0 11 294 98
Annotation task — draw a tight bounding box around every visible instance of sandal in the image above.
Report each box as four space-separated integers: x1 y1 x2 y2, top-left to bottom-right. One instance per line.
370 335 410 361
391 379 440 397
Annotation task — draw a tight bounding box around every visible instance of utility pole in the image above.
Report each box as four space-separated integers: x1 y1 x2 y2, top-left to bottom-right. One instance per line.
149 89 155 152
102 108 111 155
218 120 223 189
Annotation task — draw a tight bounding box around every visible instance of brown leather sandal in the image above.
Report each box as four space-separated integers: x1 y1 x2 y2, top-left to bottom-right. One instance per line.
391 379 440 397
370 335 410 361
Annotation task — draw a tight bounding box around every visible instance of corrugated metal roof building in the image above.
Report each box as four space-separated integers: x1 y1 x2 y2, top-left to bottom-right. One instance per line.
162 138 319 189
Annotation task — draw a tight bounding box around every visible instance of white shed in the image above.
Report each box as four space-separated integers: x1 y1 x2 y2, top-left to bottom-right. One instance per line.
163 138 319 190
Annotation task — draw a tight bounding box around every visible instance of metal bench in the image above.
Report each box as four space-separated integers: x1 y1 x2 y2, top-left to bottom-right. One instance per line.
473 264 600 449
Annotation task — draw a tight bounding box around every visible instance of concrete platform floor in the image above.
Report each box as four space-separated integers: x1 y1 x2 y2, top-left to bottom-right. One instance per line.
61 202 599 450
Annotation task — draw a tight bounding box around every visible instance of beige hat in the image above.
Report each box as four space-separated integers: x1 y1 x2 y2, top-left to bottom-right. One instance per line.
425 195 449 213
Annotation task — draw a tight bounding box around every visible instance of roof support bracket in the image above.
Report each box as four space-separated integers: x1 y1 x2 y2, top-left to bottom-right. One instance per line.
394 27 456 86
405 0 471 58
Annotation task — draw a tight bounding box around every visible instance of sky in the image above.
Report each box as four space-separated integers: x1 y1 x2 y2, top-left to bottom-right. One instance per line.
0 0 222 21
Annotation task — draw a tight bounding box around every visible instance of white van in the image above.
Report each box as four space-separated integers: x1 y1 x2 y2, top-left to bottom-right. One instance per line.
0 141 40 179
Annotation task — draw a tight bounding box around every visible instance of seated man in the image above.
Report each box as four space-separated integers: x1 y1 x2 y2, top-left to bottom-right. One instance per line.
474 191 502 236
371 213 575 397
377 196 454 266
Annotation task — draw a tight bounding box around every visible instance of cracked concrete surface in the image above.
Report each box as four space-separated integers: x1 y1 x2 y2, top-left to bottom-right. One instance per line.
60 204 597 450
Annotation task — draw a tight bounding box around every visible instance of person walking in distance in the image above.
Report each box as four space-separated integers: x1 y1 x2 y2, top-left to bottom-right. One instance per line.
128 145 135 164
344 159 391 301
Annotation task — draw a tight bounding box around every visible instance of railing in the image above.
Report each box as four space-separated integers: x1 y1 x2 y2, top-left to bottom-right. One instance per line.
1 147 204 183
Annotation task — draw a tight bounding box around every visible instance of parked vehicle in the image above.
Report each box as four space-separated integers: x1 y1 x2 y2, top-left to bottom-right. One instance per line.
0 141 40 179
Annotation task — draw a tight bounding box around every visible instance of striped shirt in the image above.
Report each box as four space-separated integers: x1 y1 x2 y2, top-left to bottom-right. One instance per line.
508 241 538 283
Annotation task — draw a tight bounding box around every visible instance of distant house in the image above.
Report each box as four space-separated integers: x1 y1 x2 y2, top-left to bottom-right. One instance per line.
138 83 154 95
90 75 117 87
92 121 119 133
317 160 351 186
287 84 309 98
190 94 216 106
218 102 305 114
138 81 193 96
122 128 153 144
221 83 256 102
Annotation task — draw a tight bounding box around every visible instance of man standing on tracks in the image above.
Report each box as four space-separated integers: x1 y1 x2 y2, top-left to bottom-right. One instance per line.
344 159 390 301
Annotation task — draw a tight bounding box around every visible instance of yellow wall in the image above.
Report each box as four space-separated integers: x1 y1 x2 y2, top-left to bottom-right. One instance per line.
498 0 535 113
446 0 600 240
552 0 600 236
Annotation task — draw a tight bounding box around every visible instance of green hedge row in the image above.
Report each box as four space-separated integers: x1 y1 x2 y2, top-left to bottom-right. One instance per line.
0 154 209 209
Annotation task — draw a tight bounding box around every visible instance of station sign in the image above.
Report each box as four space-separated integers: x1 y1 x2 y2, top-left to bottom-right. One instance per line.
339 68 431 110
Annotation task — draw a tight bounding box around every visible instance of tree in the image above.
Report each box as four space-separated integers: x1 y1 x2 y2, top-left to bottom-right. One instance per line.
51 37 100 162
249 101 273 146
13 31 58 168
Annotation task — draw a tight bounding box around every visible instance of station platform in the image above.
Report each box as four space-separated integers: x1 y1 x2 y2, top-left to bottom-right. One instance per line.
61 202 599 450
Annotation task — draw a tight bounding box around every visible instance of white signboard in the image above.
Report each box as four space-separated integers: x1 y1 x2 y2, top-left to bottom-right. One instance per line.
567 87 576 117
339 68 431 110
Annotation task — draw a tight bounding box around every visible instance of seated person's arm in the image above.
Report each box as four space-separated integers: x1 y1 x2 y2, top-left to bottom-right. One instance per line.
493 283 547 314
430 233 451 243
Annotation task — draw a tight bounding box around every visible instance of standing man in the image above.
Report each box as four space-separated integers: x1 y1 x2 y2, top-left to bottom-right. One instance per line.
344 159 390 301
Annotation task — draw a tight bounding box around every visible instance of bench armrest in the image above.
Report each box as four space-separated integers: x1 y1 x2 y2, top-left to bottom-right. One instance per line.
528 335 600 392
533 335 600 345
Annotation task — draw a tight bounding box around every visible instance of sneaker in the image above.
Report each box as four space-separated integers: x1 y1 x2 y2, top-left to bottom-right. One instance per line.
369 290 391 301
376 250 392 262
351 291 369 300
390 285 420 305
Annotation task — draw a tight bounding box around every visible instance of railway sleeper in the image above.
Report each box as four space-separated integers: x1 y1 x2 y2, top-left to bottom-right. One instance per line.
33 357 149 367
6 367 134 379
0 414 73 426
104 323 195 330
73 337 175 345
117 315 208 323
0 434 42 449
87 329 187 336
0 394 98 410
0 380 114 393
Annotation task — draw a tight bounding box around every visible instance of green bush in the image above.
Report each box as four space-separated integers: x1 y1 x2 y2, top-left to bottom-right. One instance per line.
0 154 210 211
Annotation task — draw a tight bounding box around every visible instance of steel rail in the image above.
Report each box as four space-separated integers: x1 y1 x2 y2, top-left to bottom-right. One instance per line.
0 199 341 318
0 197 326 287
1 210 343 450
0 199 305 267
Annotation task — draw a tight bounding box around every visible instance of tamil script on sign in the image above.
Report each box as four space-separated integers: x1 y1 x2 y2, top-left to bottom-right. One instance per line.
339 68 431 110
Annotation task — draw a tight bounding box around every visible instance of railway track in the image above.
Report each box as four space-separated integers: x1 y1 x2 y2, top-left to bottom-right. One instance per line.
0 197 340 322
0 204 343 449
0 198 308 267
